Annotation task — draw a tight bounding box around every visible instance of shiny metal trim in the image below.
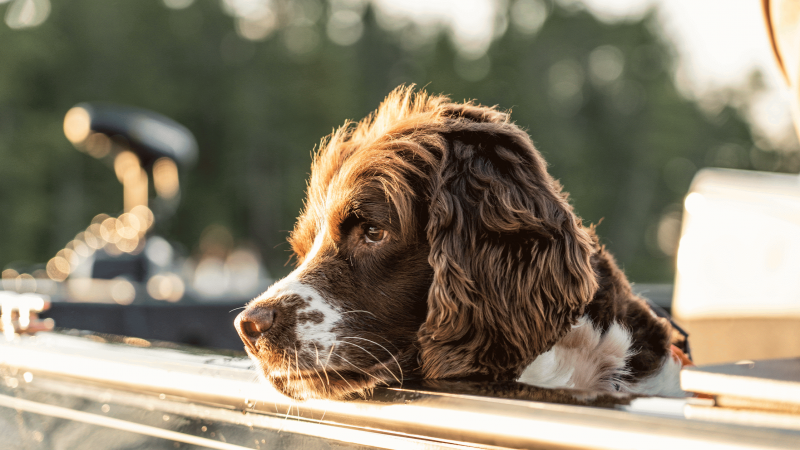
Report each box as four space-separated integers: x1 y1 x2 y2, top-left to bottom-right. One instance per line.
2 332 800 449
0 394 252 450
12 375 481 450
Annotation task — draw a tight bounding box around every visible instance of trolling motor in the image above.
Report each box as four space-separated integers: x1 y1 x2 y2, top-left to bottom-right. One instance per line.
64 103 197 217
2 104 264 348
64 103 198 165
59 104 197 298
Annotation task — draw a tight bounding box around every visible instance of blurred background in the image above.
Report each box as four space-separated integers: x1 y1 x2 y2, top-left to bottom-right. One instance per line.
1 0 798 350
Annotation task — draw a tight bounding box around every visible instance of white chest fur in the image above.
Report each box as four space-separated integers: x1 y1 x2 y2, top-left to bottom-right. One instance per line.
518 316 685 396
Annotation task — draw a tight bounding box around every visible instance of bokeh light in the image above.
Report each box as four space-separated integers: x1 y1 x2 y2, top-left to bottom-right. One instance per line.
589 45 625 85
116 213 142 239
67 239 92 258
114 151 149 212
145 236 174 267
38 206 155 283
0 270 40 294
110 279 136 305
82 133 112 159
63 107 91 145
146 273 185 302
326 9 363 46
153 158 180 199
235 10 278 41
131 205 155 231
163 0 194 9
3 0 798 293
46 257 69 282
4 0 51 29
114 151 140 183
226 248 262 295
1 270 20 291
193 257 228 298
55 249 78 272
84 226 104 250
15 274 36 293
100 218 122 244
509 0 547 35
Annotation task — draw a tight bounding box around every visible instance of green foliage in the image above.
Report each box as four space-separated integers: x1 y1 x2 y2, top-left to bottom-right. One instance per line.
0 0 786 282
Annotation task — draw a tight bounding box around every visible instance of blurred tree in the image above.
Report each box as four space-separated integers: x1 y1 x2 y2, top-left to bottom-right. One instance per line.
0 0 794 284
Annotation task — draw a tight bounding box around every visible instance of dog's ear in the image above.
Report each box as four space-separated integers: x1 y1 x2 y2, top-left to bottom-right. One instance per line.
417 103 599 380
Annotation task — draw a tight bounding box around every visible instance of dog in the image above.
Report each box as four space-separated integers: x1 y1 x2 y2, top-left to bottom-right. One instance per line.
235 87 690 400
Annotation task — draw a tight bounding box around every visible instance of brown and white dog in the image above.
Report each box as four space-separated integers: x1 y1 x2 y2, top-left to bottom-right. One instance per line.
235 87 689 400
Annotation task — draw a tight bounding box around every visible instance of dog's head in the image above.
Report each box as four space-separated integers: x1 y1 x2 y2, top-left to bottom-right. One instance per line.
235 87 598 399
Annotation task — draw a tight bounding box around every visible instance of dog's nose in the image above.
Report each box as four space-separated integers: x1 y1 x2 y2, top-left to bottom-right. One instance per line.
235 307 276 352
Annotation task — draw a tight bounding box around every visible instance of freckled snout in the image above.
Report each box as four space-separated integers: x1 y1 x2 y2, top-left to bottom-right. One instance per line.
235 306 277 353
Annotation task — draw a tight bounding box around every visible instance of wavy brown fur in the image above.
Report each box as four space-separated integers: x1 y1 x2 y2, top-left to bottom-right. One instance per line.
254 86 676 398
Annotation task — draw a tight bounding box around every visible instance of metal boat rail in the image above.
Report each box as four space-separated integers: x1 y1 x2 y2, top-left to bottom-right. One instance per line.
1 331 799 449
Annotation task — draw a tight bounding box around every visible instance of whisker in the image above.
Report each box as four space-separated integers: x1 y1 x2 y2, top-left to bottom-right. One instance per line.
328 363 357 394
359 331 401 353
333 351 388 385
309 346 326 397
279 352 295 430
280 403 292 432
336 340 401 385
311 343 330 421
325 342 336 367
293 344 305 417
293 344 302 377
340 336 403 386
324 343 354 394
228 306 247 313
313 342 331 388
273 351 287 414
339 310 378 318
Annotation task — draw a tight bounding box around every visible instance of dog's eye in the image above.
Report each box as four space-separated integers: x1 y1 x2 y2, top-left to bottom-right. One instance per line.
364 226 386 243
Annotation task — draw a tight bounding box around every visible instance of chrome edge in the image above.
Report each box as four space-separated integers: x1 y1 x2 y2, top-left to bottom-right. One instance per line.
2 332 800 450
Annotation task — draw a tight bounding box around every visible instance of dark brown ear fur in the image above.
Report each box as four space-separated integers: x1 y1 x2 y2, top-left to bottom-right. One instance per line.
417 103 599 380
